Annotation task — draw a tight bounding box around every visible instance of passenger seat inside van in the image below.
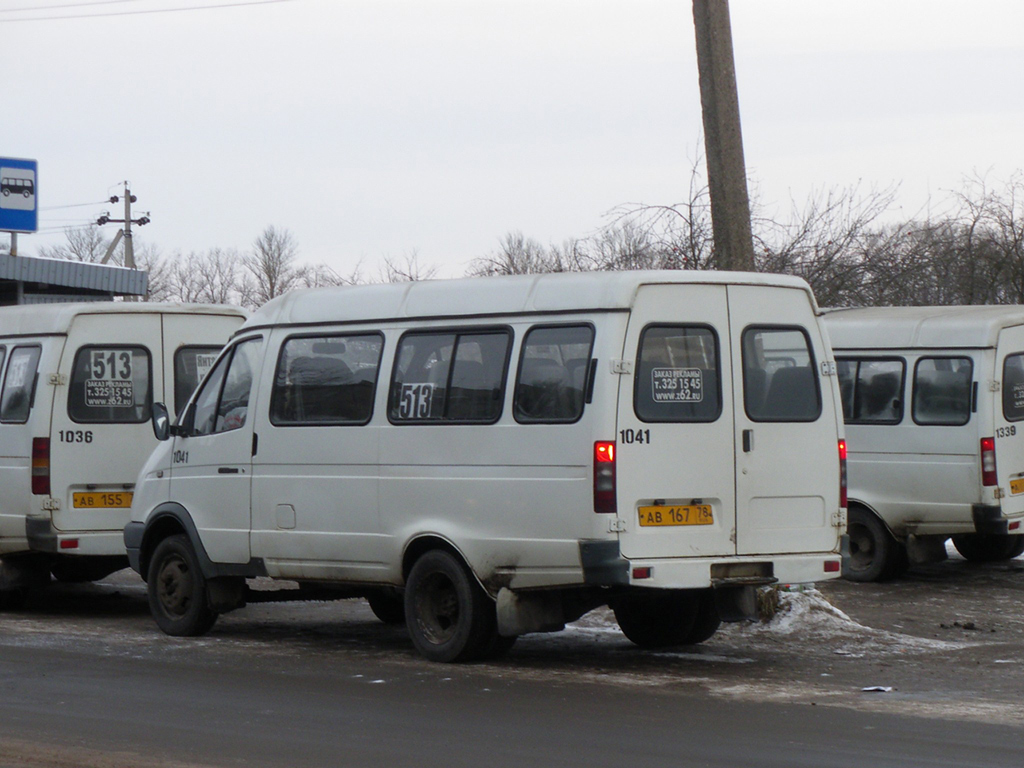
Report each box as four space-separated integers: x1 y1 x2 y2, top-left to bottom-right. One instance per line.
763 366 817 420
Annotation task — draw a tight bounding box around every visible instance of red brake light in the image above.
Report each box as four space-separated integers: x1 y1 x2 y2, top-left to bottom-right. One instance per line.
838 439 848 509
981 437 998 487
31 438 50 495
594 441 617 514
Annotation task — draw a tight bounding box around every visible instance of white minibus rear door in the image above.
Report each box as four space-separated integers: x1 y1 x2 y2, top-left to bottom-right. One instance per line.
615 283 737 560
728 285 841 556
994 326 1024 518
49 314 163 535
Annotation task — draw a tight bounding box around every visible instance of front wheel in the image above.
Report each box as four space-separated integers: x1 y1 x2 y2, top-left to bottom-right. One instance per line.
404 550 495 662
147 534 218 637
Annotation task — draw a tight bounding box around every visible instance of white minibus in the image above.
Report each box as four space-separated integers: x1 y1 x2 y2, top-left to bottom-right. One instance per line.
0 302 246 600
824 305 1024 581
126 271 846 662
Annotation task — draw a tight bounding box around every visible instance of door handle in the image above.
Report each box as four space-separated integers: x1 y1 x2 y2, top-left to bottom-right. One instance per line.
218 467 240 474
742 429 753 453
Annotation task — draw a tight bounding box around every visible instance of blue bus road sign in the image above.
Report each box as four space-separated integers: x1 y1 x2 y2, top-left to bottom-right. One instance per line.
0 157 38 233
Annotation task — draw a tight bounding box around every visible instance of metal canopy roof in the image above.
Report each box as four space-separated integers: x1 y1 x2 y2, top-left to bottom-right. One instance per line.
0 253 147 300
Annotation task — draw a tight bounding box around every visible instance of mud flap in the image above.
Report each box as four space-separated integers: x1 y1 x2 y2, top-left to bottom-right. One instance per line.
713 584 759 622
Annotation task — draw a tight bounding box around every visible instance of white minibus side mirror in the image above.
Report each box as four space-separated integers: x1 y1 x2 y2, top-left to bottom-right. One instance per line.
152 402 172 441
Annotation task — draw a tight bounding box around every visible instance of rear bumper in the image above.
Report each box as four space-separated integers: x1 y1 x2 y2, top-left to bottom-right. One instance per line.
579 540 842 589
972 504 1024 536
25 518 126 557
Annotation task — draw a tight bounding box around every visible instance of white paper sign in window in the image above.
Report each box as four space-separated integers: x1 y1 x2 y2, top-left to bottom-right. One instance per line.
651 367 703 403
86 349 135 407
399 382 435 419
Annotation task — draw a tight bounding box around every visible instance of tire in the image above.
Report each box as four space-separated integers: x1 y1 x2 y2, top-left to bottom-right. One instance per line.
146 534 218 637
1008 535 1024 559
404 550 495 663
367 589 406 625
682 589 721 645
0 590 27 611
612 590 700 648
51 556 125 584
952 533 1021 562
844 507 905 582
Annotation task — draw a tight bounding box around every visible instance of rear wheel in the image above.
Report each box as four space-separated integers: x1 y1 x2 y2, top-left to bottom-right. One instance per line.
844 507 905 582
51 556 126 584
952 533 1022 562
681 590 721 645
0 590 27 611
613 590 700 648
404 550 495 662
147 534 218 637
367 589 406 625
1009 535 1024 559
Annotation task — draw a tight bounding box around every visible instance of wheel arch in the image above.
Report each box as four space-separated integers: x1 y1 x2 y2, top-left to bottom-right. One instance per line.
848 499 901 542
138 503 266 582
400 534 498 596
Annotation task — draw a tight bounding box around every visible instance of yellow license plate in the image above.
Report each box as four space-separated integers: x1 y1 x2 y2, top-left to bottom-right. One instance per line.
1011 479 1024 496
72 492 134 509
638 504 713 527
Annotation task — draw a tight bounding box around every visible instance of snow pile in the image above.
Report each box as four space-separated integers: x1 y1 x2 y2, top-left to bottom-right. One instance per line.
759 588 860 635
725 587 969 655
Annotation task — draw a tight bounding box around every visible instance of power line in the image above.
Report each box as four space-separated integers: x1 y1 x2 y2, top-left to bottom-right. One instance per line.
40 200 108 210
0 0 296 23
0 1 144 14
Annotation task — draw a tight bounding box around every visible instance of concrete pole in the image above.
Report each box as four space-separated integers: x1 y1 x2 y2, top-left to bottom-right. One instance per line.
123 182 135 269
692 0 756 272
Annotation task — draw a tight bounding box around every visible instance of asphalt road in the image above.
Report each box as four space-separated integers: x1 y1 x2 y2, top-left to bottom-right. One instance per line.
1 562 1022 768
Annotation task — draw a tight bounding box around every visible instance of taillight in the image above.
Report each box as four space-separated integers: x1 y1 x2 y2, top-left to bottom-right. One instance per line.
31 437 50 495
594 441 616 514
838 439 848 509
981 437 998 487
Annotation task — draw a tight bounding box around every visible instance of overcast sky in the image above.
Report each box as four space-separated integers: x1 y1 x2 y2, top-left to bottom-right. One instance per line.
5 0 1024 279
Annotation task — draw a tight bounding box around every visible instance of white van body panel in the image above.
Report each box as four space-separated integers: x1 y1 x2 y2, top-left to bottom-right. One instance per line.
0 303 246 558
131 272 844 599
824 305 1024 538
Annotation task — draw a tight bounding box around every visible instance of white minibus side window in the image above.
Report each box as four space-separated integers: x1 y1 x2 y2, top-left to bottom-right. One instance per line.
174 346 222 416
189 338 261 436
1002 353 1024 422
514 324 594 424
742 327 821 422
389 329 511 424
68 346 152 424
0 345 41 424
913 357 972 426
633 325 721 423
270 333 384 426
835 357 904 424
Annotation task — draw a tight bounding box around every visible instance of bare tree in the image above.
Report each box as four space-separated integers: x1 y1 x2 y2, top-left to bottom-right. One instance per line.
242 226 301 307
36 226 110 263
379 251 438 283
133 242 172 302
754 184 898 306
468 232 557 276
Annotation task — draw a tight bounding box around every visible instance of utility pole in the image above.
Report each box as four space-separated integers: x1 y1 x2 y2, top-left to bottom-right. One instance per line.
692 0 755 272
96 181 150 268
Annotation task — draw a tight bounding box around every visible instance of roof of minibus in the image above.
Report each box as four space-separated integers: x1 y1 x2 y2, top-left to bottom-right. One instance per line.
0 302 247 338
242 270 817 330
823 305 1024 349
